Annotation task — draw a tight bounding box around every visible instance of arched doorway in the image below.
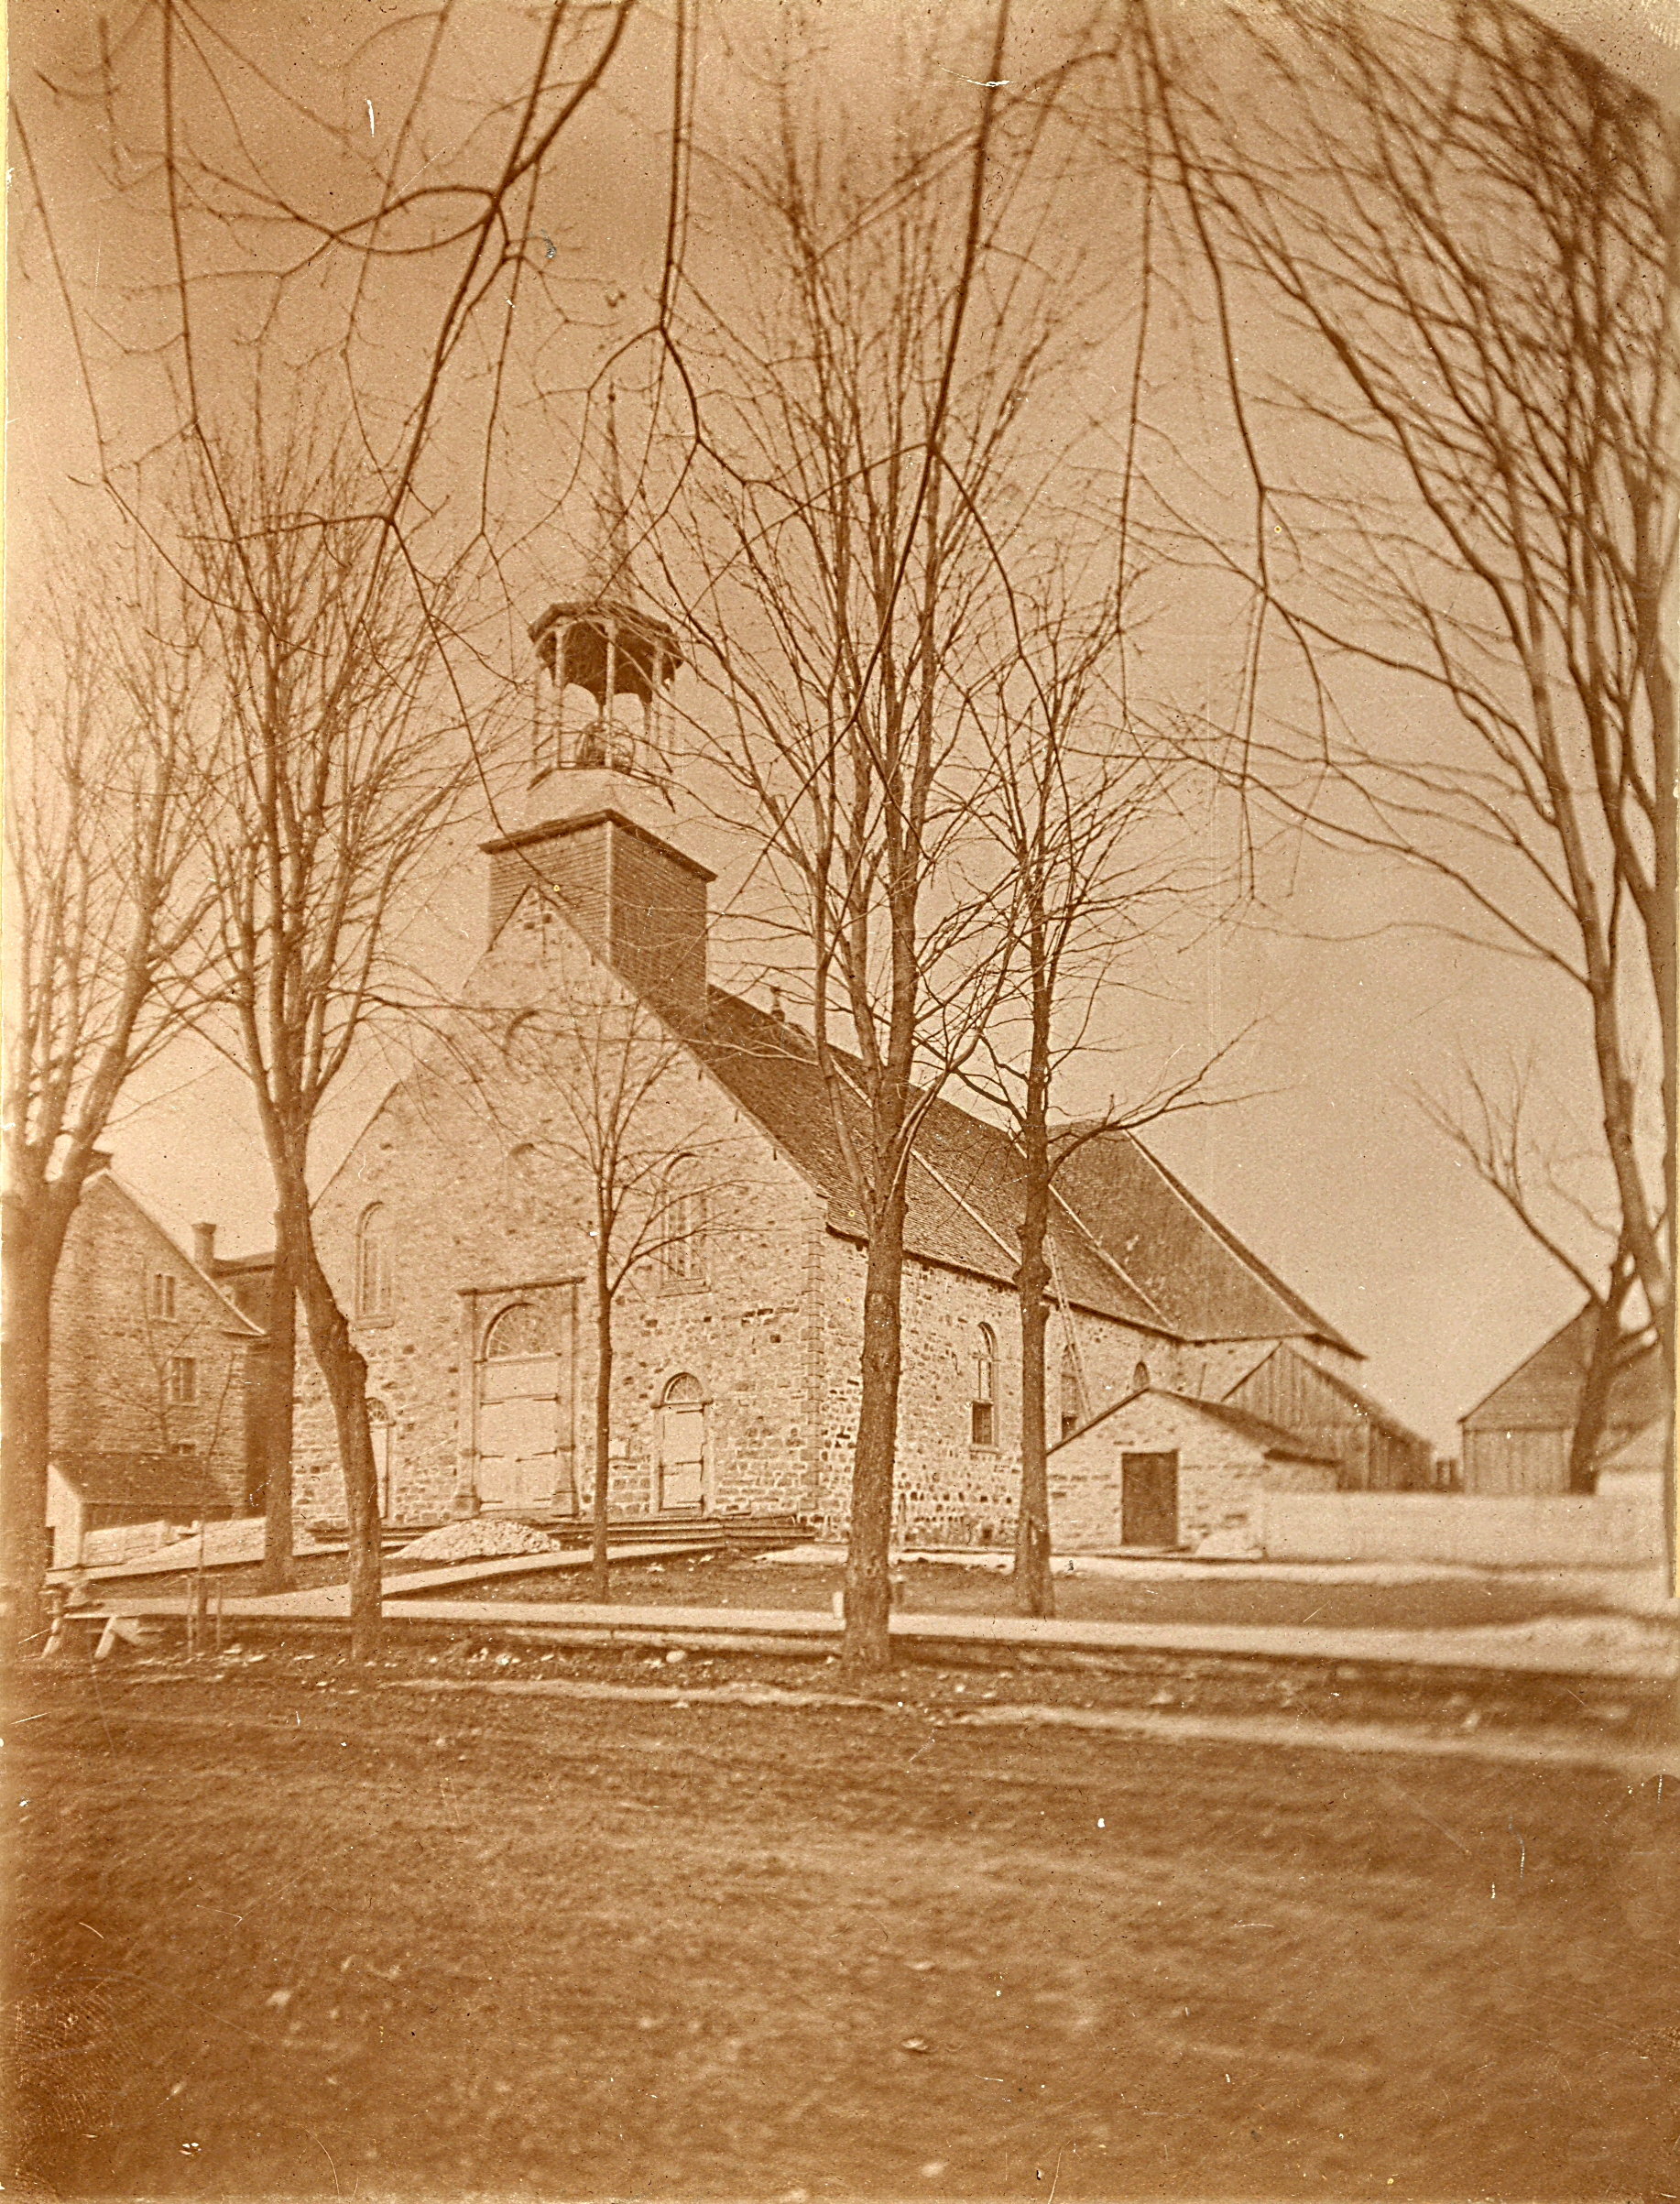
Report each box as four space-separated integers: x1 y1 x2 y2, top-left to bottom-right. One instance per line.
658 1374 706 1512
476 1301 564 1508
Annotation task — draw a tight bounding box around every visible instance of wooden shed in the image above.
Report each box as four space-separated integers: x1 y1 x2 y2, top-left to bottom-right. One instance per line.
1459 1304 1665 1495
1223 1342 1433 1492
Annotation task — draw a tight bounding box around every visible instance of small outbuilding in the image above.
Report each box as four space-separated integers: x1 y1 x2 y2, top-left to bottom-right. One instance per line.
46 1452 236 1568
1047 1388 1339 1557
1460 1304 1665 1495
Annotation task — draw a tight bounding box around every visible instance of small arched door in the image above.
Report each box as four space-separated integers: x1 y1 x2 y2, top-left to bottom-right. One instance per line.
659 1374 706 1512
477 1301 563 1508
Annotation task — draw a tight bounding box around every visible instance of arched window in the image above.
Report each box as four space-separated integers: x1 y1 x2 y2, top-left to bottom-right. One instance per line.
659 1177 707 1287
504 1141 540 1224
1133 1359 1151 1393
356 1205 393 1321
1060 1342 1085 1442
971 1325 998 1448
484 1301 548 1359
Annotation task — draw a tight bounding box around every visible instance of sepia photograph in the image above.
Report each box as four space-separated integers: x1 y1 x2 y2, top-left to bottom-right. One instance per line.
4 0 1677 2195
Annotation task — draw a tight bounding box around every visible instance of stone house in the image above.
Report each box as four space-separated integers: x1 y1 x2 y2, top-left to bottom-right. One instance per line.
49 1164 264 1510
1046 1389 1340 1555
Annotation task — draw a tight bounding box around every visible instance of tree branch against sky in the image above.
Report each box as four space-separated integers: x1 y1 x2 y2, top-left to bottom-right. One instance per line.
180 425 477 1661
1121 0 1675 1572
656 3 1140 1670
1 555 213 1646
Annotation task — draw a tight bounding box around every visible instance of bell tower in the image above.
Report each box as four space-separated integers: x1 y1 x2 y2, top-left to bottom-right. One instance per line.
484 390 710 1034
524 387 684 822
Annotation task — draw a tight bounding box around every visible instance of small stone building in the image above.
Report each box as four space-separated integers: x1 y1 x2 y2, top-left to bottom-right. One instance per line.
49 1165 263 1507
1047 1389 1340 1556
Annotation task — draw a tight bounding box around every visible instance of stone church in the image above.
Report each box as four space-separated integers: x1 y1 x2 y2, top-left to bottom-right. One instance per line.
292 473 1429 1555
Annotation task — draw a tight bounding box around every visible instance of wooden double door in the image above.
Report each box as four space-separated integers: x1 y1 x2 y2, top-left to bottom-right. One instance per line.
475 1293 576 1511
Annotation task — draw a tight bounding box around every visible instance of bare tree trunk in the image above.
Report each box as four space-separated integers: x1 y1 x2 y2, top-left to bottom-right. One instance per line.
258 1213 297 1594
1568 1263 1636 1494
843 1180 909 1675
592 1238 612 1604
0 1188 79 1654
1014 1210 1054 1618
1 1223 64 1654
272 1172 380 1660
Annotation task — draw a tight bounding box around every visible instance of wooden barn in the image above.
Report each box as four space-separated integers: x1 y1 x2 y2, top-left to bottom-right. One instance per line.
1459 1304 1666 1495
1222 1340 1433 1492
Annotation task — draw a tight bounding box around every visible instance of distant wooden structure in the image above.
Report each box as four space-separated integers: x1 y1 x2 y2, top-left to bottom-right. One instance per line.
1223 1341 1433 1492
1459 1304 1665 1496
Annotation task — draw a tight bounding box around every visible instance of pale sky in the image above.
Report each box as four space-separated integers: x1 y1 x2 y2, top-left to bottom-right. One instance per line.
11 0 1673 1456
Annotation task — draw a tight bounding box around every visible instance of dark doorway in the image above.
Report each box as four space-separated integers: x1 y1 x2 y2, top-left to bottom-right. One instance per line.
1121 1451 1178 1547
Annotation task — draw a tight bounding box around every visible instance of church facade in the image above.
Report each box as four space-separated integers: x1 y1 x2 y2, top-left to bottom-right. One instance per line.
291 466 1426 1554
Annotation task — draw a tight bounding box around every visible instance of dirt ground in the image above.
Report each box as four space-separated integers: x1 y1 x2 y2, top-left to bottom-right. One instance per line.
7 1659 1676 2199
134 1549 1639 1631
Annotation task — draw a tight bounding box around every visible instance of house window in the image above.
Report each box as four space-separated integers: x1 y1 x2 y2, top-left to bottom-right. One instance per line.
170 1440 198 1456
356 1204 393 1321
660 1184 707 1287
167 1357 198 1406
971 1325 998 1448
1060 1343 1084 1442
149 1271 177 1320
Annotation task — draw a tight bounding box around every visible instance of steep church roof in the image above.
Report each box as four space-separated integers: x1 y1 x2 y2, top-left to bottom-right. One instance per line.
1047 1124 1358 1354
692 987 1350 1348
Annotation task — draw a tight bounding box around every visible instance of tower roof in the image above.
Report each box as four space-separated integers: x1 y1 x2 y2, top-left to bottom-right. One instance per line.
528 387 683 683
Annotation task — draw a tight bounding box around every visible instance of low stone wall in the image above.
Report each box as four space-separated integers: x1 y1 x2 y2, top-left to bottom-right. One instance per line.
1260 1487 1666 1568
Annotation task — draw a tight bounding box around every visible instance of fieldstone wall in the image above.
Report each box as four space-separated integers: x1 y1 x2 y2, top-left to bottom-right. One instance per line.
50 1173 254 1506
813 1233 1180 1547
294 906 824 1526
1047 1391 1336 1555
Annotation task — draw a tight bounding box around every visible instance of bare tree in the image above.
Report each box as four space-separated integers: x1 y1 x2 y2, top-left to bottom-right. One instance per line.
662 11 1119 1669
1 562 211 1646
953 582 1216 1613
182 426 475 1661
1416 1057 1653 1487
1124 0 1675 1571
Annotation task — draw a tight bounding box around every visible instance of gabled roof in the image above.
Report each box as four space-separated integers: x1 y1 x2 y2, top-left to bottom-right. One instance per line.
692 991 1169 1331
1462 1303 1665 1435
691 989 1352 1351
87 1175 265 1337
49 1451 229 1512
1048 1385 1340 1465
1227 1339 1428 1446
1050 1126 1359 1354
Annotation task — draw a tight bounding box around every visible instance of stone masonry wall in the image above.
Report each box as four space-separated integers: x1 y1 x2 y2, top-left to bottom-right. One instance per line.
1047 1391 1336 1556
49 1173 253 1505
813 1233 1181 1547
294 903 824 1527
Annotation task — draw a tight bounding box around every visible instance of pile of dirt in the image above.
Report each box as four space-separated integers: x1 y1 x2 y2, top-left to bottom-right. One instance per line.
397 1520 559 1564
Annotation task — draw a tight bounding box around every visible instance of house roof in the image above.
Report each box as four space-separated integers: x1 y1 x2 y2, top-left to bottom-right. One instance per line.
1461 1303 1665 1435
93 1176 266 1337
1048 1386 1341 1465
50 1452 229 1512
1047 1125 1359 1354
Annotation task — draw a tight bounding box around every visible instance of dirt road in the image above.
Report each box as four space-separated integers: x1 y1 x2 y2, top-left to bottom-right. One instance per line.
8 1663 1675 2198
